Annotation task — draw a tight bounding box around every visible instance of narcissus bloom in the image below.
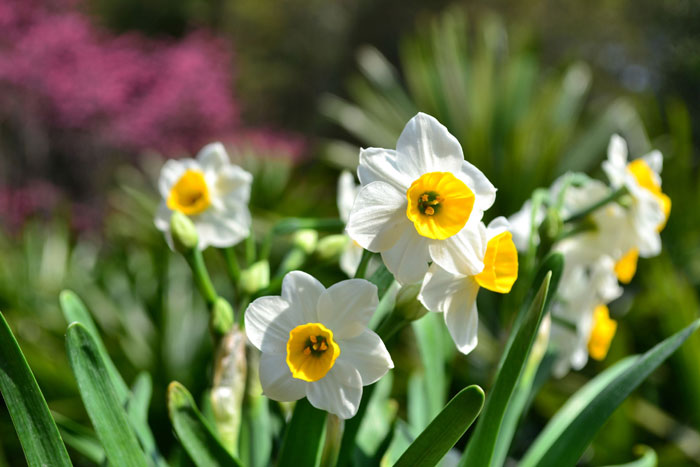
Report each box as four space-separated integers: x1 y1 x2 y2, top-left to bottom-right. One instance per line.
418 218 518 354
155 143 253 250
244 271 393 419
602 134 669 257
346 113 496 284
550 257 622 377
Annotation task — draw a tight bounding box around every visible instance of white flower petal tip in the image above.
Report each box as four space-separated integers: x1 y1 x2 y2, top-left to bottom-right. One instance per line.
154 142 253 251
346 112 497 285
245 272 392 419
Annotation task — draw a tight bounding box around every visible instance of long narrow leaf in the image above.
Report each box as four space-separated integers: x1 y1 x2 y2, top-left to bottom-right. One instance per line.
395 385 485 467
520 318 700 467
66 323 148 467
277 398 327 467
167 382 242 467
0 311 72 467
460 272 552 466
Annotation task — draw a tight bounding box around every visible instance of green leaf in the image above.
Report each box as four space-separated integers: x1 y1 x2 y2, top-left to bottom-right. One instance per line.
459 272 552 467
395 385 485 467
0 311 72 467
167 381 242 467
520 319 700 467
277 398 327 467
65 322 149 467
601 445 658 467
59 290 129 400
52 412 105 464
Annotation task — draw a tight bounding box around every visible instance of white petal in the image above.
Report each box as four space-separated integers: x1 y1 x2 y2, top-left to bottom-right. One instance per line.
244 296 300 354
642 150 663 175
154 202 172 231
197 142 230 171
608 134 628 167
380 227 430 285
337 329 393 385
429 219 486 276
337 171 359 222
216 165 253 204
340 241 363 277
317 279 378 339
419 264 468 312
485 216 510 239
345 181 407 252
457 160 496 212
195 208 250 250
425 271 481 355
259 352 306 402
307 360 363 419
281 271 325 324
395 113 464 178
358 148 411 191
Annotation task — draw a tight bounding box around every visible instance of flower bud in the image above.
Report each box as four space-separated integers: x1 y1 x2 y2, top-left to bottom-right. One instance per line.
170 211 198 252
316 235 350 261
210 297 235 336
292 229 318 254
395 283 428 322
240 260 270 295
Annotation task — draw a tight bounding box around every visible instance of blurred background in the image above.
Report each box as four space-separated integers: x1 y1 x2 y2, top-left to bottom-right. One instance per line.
1 0 699 465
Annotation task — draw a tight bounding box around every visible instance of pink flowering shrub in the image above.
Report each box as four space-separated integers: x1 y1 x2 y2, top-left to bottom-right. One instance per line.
0 0 238 154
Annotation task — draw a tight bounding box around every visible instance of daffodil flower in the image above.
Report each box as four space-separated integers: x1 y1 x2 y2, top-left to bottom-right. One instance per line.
418 218 518 354
550 257 622 377
244 271 393 419
346 113 496 284
155 143 253 250
602 134 669 257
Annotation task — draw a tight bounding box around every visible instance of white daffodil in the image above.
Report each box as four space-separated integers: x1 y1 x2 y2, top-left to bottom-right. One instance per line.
418 217 518 354
346 113 496 284
550 256 622 377
337 171 364 277
155 143 253 251
602 134 670 258
508 199 544 253
244 271 393 419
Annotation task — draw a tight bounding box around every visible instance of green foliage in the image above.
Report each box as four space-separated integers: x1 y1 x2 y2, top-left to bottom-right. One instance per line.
277 398 327 467
167 382 242 467
0 311 72 467
395 385 484 467
65 323 149 466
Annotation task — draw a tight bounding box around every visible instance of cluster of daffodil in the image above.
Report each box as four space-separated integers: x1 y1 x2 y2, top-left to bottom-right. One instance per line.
509 134 670 377
153 113 669 426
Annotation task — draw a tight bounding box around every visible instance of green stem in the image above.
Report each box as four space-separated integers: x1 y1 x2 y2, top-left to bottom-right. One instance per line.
222 247 241 285
354 249 373 279
245 231 256 266
563 186 628 224
185 249 218 307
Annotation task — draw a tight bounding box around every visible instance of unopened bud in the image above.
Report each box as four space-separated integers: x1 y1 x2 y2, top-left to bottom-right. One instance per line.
170 212 198 252
240 260 270 295
293 229 318 255
210 297 234 336
395 283 429 322
538 207 562 249
316 235 349 261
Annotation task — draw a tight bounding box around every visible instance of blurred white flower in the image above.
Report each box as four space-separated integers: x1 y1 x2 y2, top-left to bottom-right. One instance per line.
550 256 622 377
155 143 253 250
244 271 393 419
602 134 670 257
418 218 518 354
346 113 496 284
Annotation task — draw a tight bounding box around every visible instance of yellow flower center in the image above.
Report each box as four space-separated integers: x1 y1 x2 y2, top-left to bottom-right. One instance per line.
167 170 211 216
406 172 475 240
474 231 518 293
627 159 671 231
587 305 617 361
286 322 340 382
614 248 639 284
